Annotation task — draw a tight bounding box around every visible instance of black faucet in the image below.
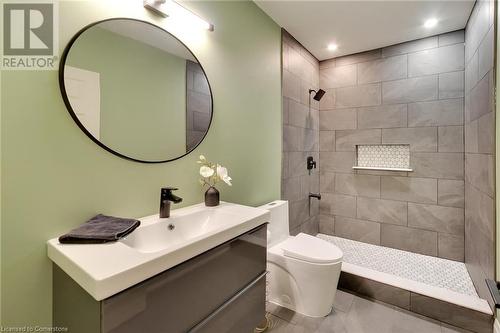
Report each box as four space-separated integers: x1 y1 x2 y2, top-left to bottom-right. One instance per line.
160 187 183 218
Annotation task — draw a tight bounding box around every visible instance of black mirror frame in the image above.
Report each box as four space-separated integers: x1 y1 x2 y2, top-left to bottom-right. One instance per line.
58 17 214 164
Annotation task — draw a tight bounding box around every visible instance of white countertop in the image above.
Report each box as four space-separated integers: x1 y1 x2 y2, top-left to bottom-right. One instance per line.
47 202 270 301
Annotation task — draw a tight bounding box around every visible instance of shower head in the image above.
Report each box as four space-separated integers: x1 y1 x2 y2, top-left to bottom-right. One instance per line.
309 89 326 101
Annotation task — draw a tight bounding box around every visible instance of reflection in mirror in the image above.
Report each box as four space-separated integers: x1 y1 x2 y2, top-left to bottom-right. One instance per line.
61 19 212 163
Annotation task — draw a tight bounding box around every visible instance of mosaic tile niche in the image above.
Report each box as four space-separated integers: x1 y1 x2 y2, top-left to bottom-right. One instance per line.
354 144 411 170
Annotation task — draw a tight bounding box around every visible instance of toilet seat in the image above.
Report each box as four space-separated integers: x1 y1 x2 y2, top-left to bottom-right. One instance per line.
280 233 343 264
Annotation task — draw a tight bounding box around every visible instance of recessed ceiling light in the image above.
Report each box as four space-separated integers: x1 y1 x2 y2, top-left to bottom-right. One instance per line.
424 18 438 28
327 43 338 51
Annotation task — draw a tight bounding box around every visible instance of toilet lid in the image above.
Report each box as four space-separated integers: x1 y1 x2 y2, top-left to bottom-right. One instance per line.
281 233 343 264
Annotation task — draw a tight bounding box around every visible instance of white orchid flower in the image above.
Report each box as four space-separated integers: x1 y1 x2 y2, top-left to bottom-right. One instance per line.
217 165 232 186
200 165 214 178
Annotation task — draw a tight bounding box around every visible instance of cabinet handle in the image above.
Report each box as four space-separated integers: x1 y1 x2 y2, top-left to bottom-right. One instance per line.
188 272 267 332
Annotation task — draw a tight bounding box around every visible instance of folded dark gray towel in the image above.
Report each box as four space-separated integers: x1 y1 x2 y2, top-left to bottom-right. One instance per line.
59 214 140 244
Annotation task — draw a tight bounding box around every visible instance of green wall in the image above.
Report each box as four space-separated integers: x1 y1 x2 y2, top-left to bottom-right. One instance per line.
0 0 281 327
66 26 187 161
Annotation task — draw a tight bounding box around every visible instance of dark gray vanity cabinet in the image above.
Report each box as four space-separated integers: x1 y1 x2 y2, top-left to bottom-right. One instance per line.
53 224 267 333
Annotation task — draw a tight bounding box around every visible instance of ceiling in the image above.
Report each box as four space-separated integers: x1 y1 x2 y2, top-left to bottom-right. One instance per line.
254 0 475 61
100 20 196 62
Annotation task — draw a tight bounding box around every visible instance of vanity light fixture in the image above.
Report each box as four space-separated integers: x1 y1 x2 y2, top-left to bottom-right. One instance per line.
424 18 438 28
144 0 214 31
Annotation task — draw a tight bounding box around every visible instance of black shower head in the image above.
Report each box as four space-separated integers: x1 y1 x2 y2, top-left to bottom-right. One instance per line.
309 89 326 101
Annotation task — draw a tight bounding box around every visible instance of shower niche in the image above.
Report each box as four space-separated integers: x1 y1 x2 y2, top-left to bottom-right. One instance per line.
353 144 412 172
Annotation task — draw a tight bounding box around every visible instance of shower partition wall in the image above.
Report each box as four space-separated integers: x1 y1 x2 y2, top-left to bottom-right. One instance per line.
281 30 321 235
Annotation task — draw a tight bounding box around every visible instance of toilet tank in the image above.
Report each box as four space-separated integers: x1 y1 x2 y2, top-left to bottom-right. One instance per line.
258 200 289 247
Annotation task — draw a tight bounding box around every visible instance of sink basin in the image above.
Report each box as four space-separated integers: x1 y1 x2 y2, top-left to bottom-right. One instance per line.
121 209 242 253
47 202 270 300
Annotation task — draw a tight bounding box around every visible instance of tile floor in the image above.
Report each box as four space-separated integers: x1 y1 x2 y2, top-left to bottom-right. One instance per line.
265 290 472 333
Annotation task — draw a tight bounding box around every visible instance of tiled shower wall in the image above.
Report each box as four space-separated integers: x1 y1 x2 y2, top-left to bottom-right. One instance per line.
318 30 466 261
464 0 495 308
186 60 211 151
281 30 320 235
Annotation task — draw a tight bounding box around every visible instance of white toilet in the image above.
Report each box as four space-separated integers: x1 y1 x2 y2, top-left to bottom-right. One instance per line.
259 200 343 318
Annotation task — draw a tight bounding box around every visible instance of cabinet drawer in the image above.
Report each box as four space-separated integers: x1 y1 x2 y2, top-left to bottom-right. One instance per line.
102 224 267 333
190 272 266 333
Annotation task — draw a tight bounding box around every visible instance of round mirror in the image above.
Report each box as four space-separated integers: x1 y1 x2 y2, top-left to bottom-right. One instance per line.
59 18 213 163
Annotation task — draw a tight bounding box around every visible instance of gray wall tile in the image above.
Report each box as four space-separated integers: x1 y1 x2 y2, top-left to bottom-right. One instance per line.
468 71 492 122
438 30 465 47
438 233 465 261
438 179 465 208
408 43 464 77
336 174 380 198
320 152 355 173
465 51 478 93
407 98 464 127
478 26 494 79
381 224 438 256
320 109 357 130
289 99 317 129
438 126 464 152
356 197 407 226
282 97 289 125
336 84 382 108
410 152 464 179
319 130 335 151
465 183 495 275
335 216 381 245
320 172 335 193
357 55 407 84
319 58 335 69
465 153 495 197
289 152 309 176
439 71 464 99
382 36 438 57
282 152 289 179
465 119 478 153
336 129 382 151
382 76 438 104
357 104 407 129
335 49 382 67
298 127 319 151
408 203 464 235
318 214 334 235
477 111 495 154
382 127 437 152
281 177 301 202
283 70 301 102
319 89 335 110
324 193 356 217
318 29 469 263
320 64 357 89
289 198 309 230
283 125 300 151
381 177 437 204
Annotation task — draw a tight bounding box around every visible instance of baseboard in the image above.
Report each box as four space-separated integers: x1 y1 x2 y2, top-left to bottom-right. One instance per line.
494 318 500 333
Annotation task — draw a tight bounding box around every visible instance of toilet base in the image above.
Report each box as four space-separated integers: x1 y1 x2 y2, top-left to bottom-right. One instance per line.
266 257 342 318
